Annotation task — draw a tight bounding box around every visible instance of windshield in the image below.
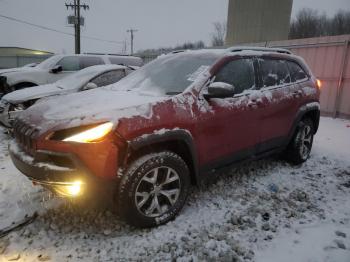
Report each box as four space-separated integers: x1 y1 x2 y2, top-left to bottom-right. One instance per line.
110 51 220 96
55 66 104 89
36 55 61 69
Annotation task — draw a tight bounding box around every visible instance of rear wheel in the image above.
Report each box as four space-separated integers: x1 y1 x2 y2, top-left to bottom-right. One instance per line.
117 151 190 228
285 118 314 164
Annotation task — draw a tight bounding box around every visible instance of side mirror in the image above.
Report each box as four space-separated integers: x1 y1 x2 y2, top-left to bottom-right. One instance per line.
204 82 236 99
50 65 63 74
82 82 98 91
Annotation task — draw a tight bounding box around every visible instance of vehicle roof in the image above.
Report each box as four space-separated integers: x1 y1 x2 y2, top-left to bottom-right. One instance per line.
51 54 141 58
165 46 293 58
77 64 127 72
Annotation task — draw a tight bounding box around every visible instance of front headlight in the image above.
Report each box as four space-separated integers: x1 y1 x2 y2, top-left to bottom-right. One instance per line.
62 122 114 143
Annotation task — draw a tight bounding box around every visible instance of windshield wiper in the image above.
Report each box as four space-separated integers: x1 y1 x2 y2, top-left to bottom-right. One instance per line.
166 91 182 96
118 63 136 71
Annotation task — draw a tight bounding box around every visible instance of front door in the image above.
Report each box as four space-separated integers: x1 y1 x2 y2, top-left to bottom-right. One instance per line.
197 57 262 171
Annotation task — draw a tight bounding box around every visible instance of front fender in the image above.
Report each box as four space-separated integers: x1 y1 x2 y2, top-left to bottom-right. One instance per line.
6 70 46 86
126 128 200 184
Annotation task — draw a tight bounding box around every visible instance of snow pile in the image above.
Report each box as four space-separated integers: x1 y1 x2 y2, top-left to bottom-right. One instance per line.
0 117 349 261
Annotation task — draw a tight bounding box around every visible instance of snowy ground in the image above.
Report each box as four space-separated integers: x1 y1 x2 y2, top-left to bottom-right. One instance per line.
0 117 349 262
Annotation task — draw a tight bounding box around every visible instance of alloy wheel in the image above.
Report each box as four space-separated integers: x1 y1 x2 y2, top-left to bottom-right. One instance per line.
299 125 313 159
135 166 181 217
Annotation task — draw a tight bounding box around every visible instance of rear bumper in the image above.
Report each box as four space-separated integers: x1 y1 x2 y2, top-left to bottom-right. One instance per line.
9 141 116 199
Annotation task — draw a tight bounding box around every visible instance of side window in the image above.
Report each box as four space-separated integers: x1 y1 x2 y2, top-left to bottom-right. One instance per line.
287 61 308 82
215 59 255 95
80 57 104 69
259 59 291 88
91 70 126 87
56 56 80 71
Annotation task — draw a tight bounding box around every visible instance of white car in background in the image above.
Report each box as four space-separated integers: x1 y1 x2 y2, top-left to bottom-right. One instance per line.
0 54 143 97
0 64 135 127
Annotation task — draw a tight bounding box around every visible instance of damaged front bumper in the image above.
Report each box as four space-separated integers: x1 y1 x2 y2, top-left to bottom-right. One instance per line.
9 141 116 199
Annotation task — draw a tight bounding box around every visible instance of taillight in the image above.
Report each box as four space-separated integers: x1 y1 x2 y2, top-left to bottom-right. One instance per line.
316 79 322 90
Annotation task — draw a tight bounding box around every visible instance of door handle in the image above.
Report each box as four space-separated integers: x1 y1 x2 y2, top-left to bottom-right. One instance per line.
292 90 303 98
248 98 263 108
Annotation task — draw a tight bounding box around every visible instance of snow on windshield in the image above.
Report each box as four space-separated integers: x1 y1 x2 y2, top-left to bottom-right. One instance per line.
36 55 61 69
110 52 220 96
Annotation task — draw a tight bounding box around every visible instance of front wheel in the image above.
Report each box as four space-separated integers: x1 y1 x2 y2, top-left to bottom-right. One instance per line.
285 118 314 165
117 151 190 228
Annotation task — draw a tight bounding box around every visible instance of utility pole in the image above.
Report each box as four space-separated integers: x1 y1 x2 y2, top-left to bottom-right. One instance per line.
127 28 138 55
65 0 89 54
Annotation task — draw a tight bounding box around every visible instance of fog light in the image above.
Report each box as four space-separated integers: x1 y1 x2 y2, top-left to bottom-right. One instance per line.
66 181 82 196
53 181 84 197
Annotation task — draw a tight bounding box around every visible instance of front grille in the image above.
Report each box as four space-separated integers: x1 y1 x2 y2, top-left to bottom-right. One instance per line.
13 119 40 155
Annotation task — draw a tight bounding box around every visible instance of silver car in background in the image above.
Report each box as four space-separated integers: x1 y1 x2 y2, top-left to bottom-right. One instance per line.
0 54 143 97
0 64 135 127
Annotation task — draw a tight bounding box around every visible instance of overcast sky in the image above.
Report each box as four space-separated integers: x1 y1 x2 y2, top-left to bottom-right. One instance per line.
0 0 349 54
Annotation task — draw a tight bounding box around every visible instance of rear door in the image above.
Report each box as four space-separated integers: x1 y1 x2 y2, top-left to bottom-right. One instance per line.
197 57 262 170
256 57 299 152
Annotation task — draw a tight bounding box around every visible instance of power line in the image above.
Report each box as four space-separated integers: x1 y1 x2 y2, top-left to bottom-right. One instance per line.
0 13 124 45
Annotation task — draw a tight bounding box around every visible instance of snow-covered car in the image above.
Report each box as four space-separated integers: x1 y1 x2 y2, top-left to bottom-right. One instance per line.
0 64 134 127
0 54 143 97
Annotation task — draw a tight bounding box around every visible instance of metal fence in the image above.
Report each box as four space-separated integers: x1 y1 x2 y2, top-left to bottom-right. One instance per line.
0 55 52 69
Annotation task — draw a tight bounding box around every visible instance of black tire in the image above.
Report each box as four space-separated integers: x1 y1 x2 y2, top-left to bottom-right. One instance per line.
117 151 190 228
285 118 314 165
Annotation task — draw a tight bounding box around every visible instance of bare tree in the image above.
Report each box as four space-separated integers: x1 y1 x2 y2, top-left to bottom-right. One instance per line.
289 8 323 39
211 22 226 47
329 11 350 35
289 8 350 39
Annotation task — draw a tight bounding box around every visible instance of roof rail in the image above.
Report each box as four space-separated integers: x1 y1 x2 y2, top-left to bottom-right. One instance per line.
226 46 292 54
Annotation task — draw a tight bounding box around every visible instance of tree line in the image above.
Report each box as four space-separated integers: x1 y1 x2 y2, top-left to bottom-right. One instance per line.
289 8 350 39
138 8 350 55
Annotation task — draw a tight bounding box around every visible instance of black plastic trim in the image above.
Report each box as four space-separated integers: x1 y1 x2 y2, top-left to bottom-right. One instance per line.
128 129 200 184
9 144 116 199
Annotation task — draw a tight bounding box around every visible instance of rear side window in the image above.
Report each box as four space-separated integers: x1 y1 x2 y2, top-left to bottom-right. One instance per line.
259 59 291 88
91 70 126 87
80 57 104 69
215 59 255 95
287 61 308 82
57 56 80 71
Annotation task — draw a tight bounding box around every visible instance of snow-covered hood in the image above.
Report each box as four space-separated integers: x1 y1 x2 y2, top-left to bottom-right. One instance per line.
0 67 38 76
2 84 72 104
20 88 166 133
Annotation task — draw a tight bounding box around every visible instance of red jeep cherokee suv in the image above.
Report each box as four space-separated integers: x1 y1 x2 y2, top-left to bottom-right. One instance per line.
9 47 320 227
